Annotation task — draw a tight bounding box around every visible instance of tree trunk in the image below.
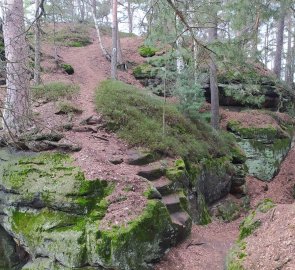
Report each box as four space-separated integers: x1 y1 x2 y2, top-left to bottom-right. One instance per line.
91 0 111 61
34 0 41 85
285 13 293 85
3 0 31 134
111 0 118 79
117 28 123 65
273 9 286 79
208 17 219 130
127 0 133 34
264 23 269 66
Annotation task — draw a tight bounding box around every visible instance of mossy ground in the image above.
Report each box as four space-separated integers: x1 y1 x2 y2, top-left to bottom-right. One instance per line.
45 24 92 47
95 80 239 164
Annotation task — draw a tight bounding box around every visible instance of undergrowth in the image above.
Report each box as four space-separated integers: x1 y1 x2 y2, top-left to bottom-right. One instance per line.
95 80 236 163
32 82 79 101
46 24 92 47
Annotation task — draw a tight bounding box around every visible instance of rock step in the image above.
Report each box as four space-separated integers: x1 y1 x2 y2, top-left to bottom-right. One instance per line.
170 211 191 227
152 177 174 196
126 149 159 165
161 194 182 213
137 164 166 181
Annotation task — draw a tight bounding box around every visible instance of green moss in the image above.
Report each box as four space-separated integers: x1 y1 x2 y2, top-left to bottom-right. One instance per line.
256 198 275 213
32 82 79 101
133 63 159 79
227 120 289 141
138 45 157 57
45 24 92 47
226 241 246 270
197 192 211 225
95 80 235 163
166 159 186 182
239 211 261 240
87 200 175 269
217 200 241 222
60 63 74 75
0 153 112 213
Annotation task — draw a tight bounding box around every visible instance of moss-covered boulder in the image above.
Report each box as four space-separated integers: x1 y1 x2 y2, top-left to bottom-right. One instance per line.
0 152 178 270
227 120 293 181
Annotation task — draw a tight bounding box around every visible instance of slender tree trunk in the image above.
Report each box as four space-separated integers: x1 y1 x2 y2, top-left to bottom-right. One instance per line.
127 0 133 34
273 9 286 79
209 17 219 130
34 0 41 85
117 28 123 65
285 14 293 85
91 0 111 61
264 23 269 66
111 0 118 79
3 0 31 134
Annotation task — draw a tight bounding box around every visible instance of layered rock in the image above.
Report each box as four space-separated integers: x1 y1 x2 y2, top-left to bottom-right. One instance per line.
227 120 293 181
0 151 179 270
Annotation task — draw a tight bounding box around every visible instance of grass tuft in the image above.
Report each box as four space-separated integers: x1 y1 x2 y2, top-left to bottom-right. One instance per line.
32 82 79 102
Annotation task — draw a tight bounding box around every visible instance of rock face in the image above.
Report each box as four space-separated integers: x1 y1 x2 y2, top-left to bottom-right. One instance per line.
227 121 293 181
0 225 28 270
0 151 178 270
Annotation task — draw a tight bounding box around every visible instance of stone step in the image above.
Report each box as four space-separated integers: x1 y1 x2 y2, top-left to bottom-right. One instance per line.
170 211 191 227
152 177 174 196
162 194 182 213
137 164 166 181
170 211 192 243
126 149 158 165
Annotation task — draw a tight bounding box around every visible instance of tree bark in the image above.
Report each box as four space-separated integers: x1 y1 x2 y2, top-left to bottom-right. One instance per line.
34 0 41 85
208 17 219 130
127 0 133 34
111 0 118 79
285 13 293 85
273 9 286 79
91 0 111 61
3 0 31 134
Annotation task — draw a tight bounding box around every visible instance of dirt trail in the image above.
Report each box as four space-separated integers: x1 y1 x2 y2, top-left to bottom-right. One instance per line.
39 30 295 270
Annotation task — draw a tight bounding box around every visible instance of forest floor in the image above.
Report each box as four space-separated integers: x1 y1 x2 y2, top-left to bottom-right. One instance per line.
29 26 295 269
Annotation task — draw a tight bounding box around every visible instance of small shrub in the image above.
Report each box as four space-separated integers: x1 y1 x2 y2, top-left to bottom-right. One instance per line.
32 82 79 101
133 64 159 79
138 45 157 57
61 63 74 75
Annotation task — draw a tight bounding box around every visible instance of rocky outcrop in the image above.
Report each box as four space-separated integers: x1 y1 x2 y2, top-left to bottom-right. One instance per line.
227 121 293 181
0 150 180 270
128 148 247 225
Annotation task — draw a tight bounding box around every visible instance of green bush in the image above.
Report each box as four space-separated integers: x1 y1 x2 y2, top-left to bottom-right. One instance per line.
133 64 159 79
138 45 157 57
95 80 236 163
61 63 74 75
32 82 79 101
